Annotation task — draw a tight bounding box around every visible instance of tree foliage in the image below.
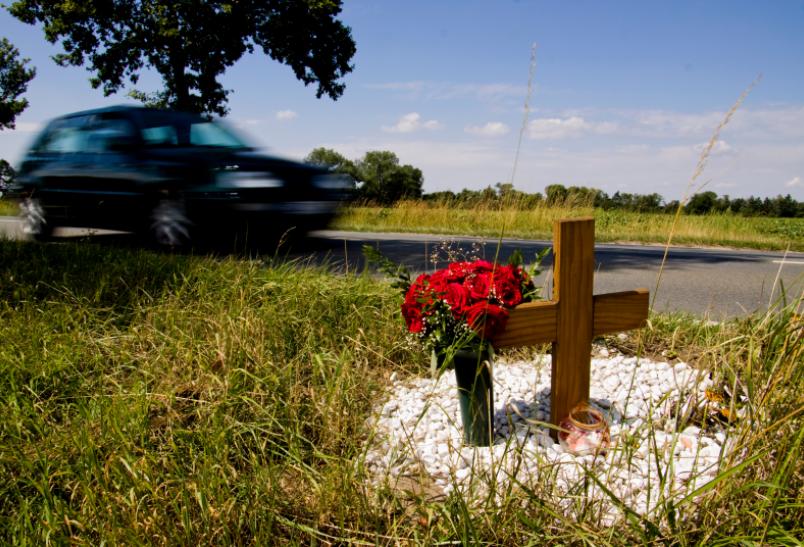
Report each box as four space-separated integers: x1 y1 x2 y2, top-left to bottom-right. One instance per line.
603 191 663 212
303 157 804 217
0 37 36 130
545 183 568 206
684 191 718 215
8 0 356 116
427 183 545 209
306 148 424 205
424 182 803 218
305 147 357 179
0 159 14 188
355 151 423 205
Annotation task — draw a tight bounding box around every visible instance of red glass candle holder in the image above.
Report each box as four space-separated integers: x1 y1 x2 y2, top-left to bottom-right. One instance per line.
557 403 610 456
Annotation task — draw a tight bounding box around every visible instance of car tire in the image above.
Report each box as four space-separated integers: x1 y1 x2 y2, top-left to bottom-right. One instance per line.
148 198 193 250
19 197 55 241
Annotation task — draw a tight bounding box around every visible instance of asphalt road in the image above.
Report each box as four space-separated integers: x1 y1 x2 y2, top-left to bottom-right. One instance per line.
1 216 802 318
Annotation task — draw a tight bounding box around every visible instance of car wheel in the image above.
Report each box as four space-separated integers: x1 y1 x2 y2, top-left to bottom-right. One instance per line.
149 199 193 249
19 197 54 241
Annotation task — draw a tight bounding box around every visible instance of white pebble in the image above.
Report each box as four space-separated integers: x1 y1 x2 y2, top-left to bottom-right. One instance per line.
364 354 734 522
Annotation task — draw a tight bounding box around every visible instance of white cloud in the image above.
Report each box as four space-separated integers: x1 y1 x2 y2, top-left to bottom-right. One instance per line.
368 81 526 102
465 122 510 137
592 106 804 141
543 147 567 157
446 83 526 100
368 81 426 92
527 116 617 140
694 139 733 155
595 121 618 134
732 106 804 140
271 104 804 201
528 116 587 139
713 181 737 190
632 110 724 137
423 119 442 130
382 112 442 133
276 110 298 121
284 138 508 175
617 144 650 154
272 135 804 200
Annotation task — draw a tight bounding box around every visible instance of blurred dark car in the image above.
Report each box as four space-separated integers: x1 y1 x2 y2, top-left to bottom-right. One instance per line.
9 106 352 247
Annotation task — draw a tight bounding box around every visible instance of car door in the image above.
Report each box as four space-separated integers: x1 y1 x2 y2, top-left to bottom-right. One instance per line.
78 113 144 229
27 114 92 223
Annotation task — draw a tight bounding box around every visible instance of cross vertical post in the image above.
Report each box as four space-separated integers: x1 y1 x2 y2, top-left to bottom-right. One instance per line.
551 218 595 439
491 217 650 440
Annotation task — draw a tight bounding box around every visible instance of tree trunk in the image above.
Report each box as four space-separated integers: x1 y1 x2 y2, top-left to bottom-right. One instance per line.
171 49 191 112
167 6 191 112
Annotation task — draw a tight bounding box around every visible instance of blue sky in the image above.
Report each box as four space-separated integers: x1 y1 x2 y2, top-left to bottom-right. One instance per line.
2 0 803 200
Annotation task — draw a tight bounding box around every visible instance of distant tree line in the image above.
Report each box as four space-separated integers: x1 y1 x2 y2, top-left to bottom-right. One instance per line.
307 149 802 217
427 184 803 217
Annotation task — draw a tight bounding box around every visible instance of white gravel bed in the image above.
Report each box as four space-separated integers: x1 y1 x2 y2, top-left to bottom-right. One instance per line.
364 350 737 522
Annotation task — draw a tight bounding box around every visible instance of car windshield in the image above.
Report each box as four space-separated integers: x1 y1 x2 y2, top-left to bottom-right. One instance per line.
140 111 250 149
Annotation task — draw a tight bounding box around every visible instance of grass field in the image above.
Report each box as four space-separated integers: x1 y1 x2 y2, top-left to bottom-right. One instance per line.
335 202 804 251
0 199 17 216
1 239 801 544
2 198 803 251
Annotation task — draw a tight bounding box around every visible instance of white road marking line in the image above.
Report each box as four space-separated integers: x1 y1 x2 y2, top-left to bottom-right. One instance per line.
772 260 804 265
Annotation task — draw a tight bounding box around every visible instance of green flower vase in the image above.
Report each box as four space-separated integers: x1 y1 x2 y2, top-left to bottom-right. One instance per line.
451 349 495 446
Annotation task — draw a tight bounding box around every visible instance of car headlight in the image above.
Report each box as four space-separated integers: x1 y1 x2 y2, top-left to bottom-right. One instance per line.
217 170 284 189
312 173 354 190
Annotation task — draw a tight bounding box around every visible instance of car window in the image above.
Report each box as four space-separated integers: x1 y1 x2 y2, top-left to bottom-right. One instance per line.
190 122 244 148
142 125 178 146
38 117 90 154
139 110 248 149
84 118 137 153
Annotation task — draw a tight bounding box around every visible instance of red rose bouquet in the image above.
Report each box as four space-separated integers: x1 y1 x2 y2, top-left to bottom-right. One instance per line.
364 244 546 444
401 258 538 353
363 245 546 359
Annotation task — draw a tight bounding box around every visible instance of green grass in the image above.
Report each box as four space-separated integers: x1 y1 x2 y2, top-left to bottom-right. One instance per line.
0 239 802 544
3 198 800 250
334 202 804 251
0 199 18 216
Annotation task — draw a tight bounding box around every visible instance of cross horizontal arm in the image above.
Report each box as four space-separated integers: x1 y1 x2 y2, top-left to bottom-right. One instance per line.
492 288 649 349
593 288 649 336
493 300 558 348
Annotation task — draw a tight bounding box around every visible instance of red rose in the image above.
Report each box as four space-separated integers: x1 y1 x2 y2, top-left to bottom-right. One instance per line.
464 271 491 300
402 273 435 333
428 269 449 295
409 273 430 294
406 273 434 304
444 282 469 316
465 301 509 339
445 262 469 282
470 260 494 273
402 300 424 333
493 266 523 307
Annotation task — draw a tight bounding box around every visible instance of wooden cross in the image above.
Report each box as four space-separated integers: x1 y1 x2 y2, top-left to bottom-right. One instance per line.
492 218 649 439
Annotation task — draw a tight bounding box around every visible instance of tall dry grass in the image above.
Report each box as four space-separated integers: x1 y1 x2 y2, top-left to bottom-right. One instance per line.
335 201 803 251
0 238 801 544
